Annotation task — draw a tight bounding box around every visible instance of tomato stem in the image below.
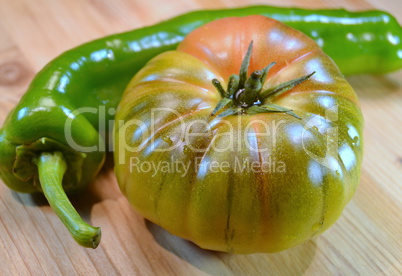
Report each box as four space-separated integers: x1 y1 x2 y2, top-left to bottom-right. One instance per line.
210 41 314 119
227 74 240 96
261 62 276 84
259 71 316 100
211 98 232 116
212 79 228 98
238 41 253 88
240 70 263 106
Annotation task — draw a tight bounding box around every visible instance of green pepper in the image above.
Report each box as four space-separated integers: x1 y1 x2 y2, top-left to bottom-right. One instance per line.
0 5 401 248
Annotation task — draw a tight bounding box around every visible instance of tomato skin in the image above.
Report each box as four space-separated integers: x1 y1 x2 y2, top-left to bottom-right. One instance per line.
114 16 363 253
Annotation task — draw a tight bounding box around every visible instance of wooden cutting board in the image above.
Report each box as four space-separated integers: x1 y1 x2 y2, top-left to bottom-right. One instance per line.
0 0 401 275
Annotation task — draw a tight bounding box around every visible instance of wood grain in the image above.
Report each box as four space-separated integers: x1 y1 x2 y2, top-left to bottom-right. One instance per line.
0 0 401 275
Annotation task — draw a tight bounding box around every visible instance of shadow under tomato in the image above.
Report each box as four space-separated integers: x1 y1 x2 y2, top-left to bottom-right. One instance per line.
347 74 401 100
145 220 317 276
102 152 115 172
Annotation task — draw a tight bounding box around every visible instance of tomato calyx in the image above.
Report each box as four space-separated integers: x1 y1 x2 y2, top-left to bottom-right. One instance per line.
211 41 315 119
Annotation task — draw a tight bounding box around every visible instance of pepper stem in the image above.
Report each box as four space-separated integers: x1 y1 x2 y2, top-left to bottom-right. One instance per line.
36 151 101 248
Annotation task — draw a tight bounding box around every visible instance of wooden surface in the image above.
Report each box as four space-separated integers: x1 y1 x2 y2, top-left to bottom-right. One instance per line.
0 0 401 275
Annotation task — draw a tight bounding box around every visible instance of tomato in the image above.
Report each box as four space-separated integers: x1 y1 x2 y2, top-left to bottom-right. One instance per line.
114 15 363 253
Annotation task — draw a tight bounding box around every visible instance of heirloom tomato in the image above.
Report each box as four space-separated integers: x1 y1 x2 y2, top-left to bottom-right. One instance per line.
114 15 363 253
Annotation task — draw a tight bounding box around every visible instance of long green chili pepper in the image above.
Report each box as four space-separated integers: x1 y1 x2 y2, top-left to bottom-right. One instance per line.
0 5 401 248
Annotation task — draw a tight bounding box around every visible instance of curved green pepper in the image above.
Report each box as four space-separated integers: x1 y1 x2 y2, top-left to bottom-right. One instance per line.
0 5 401 248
